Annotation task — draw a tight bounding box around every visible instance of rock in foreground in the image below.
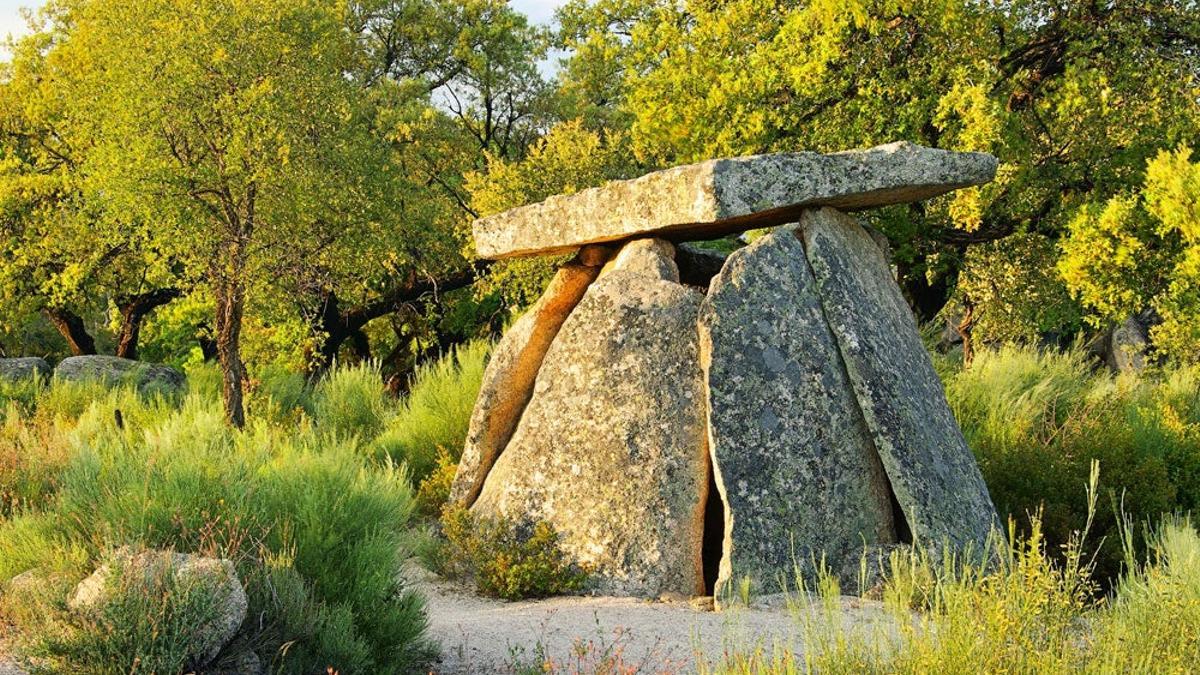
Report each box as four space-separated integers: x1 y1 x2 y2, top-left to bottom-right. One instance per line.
473 142 997 259
69 549 247 668
801 208 998 551
700 225 897 600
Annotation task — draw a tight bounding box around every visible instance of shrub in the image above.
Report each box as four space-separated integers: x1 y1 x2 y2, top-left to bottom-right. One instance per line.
438 504 588 600
943 344 1200 583
372 340 489 482
311 362 390 440
415 448 458 519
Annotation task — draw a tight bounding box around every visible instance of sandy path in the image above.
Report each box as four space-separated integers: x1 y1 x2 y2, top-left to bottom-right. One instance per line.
416 572 895 674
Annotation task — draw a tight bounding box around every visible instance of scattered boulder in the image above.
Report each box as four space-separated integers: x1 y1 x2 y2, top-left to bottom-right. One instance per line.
1107 312 1153 374
800 208 999 552
700 225 897 599
473 142 998 259
69 549 247 667
452 257 606 506
473 241 709 597
54 355 185 395
0 357 51 383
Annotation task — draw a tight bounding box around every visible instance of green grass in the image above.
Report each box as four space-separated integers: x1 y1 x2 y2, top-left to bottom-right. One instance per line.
371 339 489 482
705 469 1200 673
942 344 1200 584
0 373 435 672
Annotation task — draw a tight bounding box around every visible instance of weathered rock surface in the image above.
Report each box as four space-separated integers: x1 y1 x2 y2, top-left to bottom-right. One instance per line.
472 244 709 597
800 208 999 551
700 225 896 600
0 357 51 382
451 260 604 506
54 355 185 394
474 142 998 259
69 549 247 667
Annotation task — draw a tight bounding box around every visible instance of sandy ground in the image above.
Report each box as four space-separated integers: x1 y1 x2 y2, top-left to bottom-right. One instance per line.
415 570 897 674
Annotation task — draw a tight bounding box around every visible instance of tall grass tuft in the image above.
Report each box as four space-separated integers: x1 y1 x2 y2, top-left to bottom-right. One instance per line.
311 361 391 440
372 339 489 482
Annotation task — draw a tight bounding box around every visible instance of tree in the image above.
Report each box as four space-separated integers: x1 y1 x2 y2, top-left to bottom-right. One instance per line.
1060 146 1200 361
0 11 180 359
51 0 401 426
554 0 1200 333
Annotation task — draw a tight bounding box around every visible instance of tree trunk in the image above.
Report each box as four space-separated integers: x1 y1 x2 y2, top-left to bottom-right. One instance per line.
957 298 977 367
213 258 247 428
44 307 97 356
115 288 181 360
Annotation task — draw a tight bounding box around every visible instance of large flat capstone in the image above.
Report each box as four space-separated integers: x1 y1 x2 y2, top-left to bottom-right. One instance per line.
800 208 999 552
472 240 709 597
474 142 997 259
699 225 897 600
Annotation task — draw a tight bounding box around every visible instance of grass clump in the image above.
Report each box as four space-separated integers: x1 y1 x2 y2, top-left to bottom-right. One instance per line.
311 361 390 439
437 504 588 600
372 340 488 482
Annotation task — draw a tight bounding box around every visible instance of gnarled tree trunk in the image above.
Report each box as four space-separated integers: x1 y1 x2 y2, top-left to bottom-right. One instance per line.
213 249 247 429
44 307 97 356
115 288 181 360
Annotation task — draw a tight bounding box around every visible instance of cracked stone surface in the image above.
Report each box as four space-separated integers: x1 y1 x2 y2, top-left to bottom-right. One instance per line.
472 243 708 597
700 225 896 601
800 208 999 553
473 142 998 259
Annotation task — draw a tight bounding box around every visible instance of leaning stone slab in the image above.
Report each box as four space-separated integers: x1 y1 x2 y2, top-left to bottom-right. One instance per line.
55 355 185 395
472 248 708 597
700 225 896 601
0 357 51 382
800 208 999 552
474 142 998 259
451 259 605 506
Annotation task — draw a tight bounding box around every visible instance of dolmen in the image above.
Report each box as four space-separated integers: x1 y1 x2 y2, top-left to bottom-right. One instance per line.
450 141 1001 603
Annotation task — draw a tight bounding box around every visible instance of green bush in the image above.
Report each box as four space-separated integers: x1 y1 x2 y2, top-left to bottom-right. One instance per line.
943 344 1200 583
311 361 390 440
0 379 434 673
372 340 489 482
437 504 588 601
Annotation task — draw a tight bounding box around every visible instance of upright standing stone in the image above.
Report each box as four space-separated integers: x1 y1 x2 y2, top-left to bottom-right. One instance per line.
800 208 999 551
472 243 709 597
700 225 896 600
451 256 607 506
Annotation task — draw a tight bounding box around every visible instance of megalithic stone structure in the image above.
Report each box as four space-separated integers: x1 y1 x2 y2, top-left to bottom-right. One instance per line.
453 141 1001 602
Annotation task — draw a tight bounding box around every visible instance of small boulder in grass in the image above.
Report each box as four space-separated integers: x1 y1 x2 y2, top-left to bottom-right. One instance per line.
0 357 51 383
54 355 185 395
68 549 247 668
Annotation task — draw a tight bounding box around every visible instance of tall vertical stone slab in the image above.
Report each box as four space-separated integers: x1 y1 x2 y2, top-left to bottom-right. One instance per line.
800 207 999 551
472 241 709 597
699 226 897 601
451 258 607 506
